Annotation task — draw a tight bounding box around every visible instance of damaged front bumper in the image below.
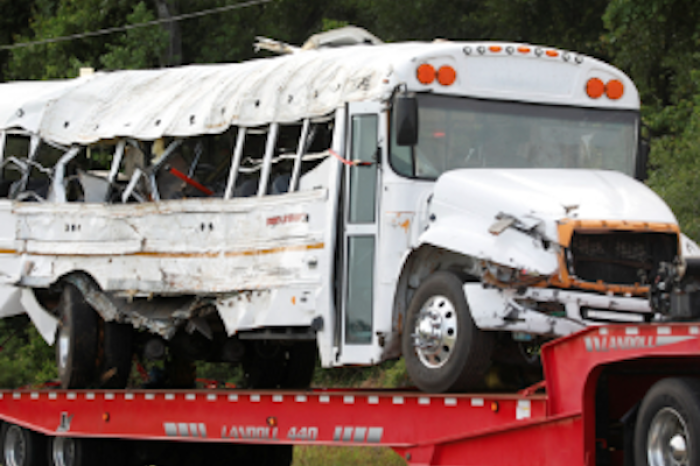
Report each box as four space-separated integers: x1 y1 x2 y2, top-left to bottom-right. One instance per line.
465 283 653 337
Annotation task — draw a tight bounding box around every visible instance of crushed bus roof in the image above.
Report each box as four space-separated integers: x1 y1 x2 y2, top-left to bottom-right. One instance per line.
0 40 638 145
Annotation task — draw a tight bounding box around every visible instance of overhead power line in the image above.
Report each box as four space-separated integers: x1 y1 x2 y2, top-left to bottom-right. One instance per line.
0 0 274 51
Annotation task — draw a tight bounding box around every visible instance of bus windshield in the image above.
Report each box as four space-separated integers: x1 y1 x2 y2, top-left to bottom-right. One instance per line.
390 93 639 179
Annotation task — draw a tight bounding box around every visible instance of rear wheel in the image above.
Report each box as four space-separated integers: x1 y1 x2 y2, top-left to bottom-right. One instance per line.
100 322 133 389
402 271 494 393
56 285 98 389
635 377 700 466
2 423 47 466
57 283 133 389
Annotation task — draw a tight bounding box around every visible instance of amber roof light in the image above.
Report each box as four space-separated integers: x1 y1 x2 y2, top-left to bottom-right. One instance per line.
417 63 436 84
586 78 605 99
437 66 457 86
606 79 624 100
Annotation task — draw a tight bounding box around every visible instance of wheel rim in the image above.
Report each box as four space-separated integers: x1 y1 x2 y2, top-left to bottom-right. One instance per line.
4 425 26 466
58 327 70 373
412 295 457 369
648 407 690 466
52 437 76 466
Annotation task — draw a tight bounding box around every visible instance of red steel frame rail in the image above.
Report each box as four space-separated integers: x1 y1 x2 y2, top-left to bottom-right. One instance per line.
0 323 698 465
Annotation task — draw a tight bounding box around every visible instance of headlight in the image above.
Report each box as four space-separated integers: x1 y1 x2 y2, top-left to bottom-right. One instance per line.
481 261 545 287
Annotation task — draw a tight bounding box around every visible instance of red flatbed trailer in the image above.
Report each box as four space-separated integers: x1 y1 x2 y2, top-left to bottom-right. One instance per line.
2 322 700 466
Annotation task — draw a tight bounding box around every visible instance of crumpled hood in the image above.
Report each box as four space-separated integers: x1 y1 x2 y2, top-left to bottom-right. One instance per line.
433 169 677 233
421 169 678 274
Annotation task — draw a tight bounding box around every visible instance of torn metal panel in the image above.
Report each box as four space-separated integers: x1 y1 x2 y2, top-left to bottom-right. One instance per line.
0 287 24 318
465 282 654 337
64 273 215 339
464 284 585 337
216 288 318 336
20 288 57 345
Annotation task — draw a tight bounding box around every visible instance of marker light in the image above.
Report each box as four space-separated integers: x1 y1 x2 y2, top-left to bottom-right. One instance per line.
489 45 502 53
546 50 559 58
586 78 605 99
518 47 531 54
606 79 624 100
437 66 457 86
417 64 436 84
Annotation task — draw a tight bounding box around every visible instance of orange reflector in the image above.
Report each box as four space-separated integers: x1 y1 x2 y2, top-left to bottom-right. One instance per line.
545 50 559 58
489 45 502 53
437 66 457 86
586 78 605 99
517 46 531 54
267 417 278 427
491 401 499 413
606 79 624 100
103 412 110 422
417 64 436 84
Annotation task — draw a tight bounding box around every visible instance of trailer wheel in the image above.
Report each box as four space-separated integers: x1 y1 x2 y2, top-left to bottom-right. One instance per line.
56 284 98 389
402 271 494 393
634 377 700 466
48 437 128 466
2 423 46 466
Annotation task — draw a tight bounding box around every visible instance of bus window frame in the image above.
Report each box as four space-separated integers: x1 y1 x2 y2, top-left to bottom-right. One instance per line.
387 93 642 181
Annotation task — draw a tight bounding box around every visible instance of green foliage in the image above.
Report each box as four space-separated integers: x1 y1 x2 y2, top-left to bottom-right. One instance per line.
313 359 409 389
0 316 56 388
100 2 169 70
7 0 137 79
647 87 700 242
603 0 700 111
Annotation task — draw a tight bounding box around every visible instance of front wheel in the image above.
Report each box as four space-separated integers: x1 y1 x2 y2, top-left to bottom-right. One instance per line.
634 377 700 466
402 272 494 393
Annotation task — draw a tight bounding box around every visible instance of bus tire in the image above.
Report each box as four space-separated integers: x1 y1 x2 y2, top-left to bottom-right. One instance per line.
99 321 133 389
243 341 316 389
402 271 494 393
634 377 700 466
281 341 317 389
56 284 98 389
1 423 47 466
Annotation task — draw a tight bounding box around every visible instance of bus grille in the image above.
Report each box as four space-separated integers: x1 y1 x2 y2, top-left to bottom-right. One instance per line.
569 232 678 286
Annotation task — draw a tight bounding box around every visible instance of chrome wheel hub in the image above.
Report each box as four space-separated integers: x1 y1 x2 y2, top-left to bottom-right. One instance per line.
412 295 457 369
4 425 26 466
58 328 70 372
648 407 690 466
52 436 76 466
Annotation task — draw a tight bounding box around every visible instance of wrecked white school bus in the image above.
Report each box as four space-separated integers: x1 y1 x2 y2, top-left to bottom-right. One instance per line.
0 27 693 393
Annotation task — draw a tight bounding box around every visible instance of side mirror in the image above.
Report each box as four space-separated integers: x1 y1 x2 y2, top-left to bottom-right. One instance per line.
395 93 418 146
